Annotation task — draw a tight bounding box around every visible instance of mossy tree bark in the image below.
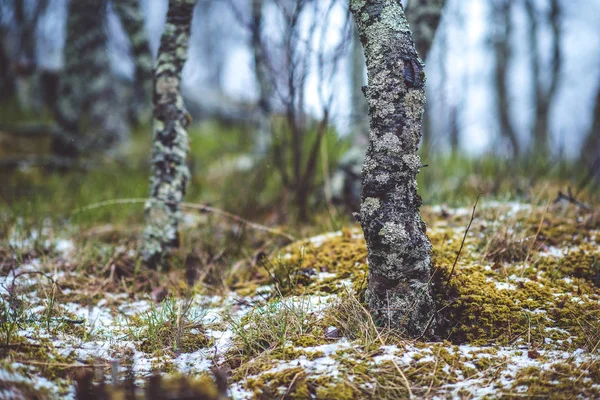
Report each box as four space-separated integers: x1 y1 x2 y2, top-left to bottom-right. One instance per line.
334 0 445 210
350 0 435 338
142 0 197 267
113 0 154 124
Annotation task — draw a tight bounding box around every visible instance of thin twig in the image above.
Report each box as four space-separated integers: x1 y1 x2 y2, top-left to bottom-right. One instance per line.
72 198 296 241
284 371 302 398
14 360 111 369
520 200 549 277
554 187 592 211
445 194 481 287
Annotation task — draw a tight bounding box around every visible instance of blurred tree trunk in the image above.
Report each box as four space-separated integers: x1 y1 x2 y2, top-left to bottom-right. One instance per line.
113 0 154 124
0 28 14 101
581 81 600 168
525 0 561 158
405 0 445 61
52 0 125 158
251 0 273 156
13 0 48 112
350 22 369 145
350 0 435 338
142 0 196 267
449 105 459 152
492 0 519 157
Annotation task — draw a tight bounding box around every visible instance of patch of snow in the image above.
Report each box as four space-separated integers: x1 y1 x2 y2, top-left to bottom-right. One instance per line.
54 239 74 255
309 231 342 248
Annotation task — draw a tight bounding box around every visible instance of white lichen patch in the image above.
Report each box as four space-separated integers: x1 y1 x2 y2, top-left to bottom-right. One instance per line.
361 197 381 217
379 222 409 244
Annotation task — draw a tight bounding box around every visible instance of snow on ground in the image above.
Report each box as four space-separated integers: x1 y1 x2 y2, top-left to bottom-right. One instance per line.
2 202 600 399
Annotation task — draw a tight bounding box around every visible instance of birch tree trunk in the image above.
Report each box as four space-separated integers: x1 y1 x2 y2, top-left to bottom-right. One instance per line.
350 0 435 338
142 0 197 267
113 0 154 124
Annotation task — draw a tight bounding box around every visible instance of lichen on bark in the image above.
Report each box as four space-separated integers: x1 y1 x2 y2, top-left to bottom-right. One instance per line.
350 0 435 338
142 0 197 267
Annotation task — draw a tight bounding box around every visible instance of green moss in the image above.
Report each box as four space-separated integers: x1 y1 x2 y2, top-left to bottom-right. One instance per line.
315 382 357 399
235 227 368 297
246 366 309 398
510 362 600 399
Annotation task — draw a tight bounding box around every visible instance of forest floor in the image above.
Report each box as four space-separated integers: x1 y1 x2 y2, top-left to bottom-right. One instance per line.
2 196 600 399
2 108 600 398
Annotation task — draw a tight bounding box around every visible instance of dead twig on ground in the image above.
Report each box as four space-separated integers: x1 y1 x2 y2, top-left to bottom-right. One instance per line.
554 187 592 211
73 198 296 242
445 193 481 287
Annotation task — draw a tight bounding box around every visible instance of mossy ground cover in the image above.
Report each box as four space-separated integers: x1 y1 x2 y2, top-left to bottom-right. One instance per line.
3 101 600 398
2 196 600 399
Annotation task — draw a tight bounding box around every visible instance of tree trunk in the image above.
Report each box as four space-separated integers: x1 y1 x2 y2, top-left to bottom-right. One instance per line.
350 0 435 338
582 79 600 168
334 0 446 210
13 0 47 112
112 0 154 124
52 0 107 157
405 0 446 61
142 0 197 267
251 0 273 156
52 0 124 158
525 0 561 158
0 27 14 101
492 0 519 157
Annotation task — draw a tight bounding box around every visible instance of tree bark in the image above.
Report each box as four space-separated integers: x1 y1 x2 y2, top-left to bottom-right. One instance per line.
405 0 446 61
350 0 435 338
335 0 445 209
112 0 154 124
492 0 519 157
142 0 197 267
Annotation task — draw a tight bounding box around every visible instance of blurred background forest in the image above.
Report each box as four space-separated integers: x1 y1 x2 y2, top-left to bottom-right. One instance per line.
1 0 600 229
